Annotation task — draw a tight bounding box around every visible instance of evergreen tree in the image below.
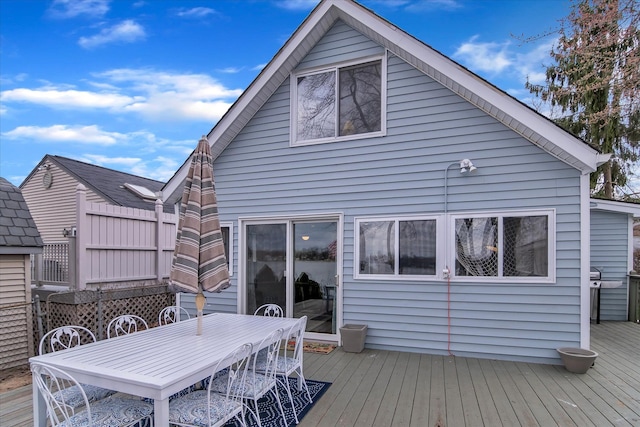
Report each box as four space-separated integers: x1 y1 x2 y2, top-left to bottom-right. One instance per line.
526 0 639 200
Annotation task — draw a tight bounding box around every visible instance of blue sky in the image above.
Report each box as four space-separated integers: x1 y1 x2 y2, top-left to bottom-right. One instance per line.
0 0 580 188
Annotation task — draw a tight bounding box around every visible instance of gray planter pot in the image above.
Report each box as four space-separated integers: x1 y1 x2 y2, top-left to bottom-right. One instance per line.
557 347 598 374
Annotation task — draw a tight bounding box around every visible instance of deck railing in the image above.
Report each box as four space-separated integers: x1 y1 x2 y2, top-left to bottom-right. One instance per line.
31 243 69 284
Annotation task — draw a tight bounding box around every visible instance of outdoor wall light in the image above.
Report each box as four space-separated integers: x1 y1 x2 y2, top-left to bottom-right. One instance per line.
459 159 477 174
444 158 479 214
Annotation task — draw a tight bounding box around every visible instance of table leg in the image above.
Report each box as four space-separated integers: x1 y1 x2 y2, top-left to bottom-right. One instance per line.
32 375 46 427
154 397 170 427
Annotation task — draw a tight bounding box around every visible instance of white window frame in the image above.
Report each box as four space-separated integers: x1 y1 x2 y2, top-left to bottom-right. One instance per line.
354 215 442 281
448 209 556 283
290 54 387 146
220 222 234 276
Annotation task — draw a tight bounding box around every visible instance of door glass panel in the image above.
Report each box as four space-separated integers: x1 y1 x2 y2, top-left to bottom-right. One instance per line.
293 222 337 333
246 224 286 315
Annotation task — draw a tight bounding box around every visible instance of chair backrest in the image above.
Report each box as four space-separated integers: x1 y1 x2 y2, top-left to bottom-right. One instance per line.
39 326 97 355
107 314 148 338
249 328 284 385
158 306 191 325
31 362 92 426
287 316 307 364
206 342 253 425
254 303 284 317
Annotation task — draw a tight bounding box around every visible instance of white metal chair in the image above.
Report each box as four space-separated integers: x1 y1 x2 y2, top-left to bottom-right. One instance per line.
253 303 284 317
168 342 253 427
255 316 312 424
38 326 116 413
158 305 191 325
39 325 96 356
212 328 287 427
107 314 148 338
31 361 153 427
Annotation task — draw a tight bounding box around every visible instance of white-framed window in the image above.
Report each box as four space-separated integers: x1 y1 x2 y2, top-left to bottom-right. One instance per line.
355 216 440 280
291 55 386 145
450 210 555 282
220 222 234 276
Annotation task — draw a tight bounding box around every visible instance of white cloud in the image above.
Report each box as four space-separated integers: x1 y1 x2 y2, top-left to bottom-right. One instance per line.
512 39 555 86
277 0 318 11
453 35 512 74
0 87 142 109
1 68 242 122
175 7 218 18
93 68 243 121
49 0 110 18
217 67 243 74
81 154 141 166
2 124 126 145
79 20 146 49
404 0 462 12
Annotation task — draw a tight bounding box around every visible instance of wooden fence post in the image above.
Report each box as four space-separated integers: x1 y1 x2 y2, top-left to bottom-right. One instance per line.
155 199 163 281
75 184 87 290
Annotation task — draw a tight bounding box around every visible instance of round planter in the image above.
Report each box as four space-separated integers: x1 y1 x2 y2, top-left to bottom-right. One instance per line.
557 347 598 374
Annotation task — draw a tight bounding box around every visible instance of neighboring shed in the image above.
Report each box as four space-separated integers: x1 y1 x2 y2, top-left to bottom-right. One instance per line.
0 177 43 370
20 154 172 244
163 0 610 364
590 198 640 321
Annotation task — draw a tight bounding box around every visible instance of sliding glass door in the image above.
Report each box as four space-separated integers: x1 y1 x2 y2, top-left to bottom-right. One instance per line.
244 218 338 337
293 221 337 334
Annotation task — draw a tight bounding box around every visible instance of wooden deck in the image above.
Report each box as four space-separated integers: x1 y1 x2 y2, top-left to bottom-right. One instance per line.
2 321 639 426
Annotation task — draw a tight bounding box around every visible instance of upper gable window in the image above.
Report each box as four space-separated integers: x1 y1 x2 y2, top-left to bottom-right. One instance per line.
292 57 384 145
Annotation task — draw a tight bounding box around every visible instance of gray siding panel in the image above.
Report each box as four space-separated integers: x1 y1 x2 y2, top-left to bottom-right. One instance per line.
213 23 583 364
591 210 629 320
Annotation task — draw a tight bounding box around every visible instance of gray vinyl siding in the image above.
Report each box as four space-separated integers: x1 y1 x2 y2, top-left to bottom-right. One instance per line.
591 210 629 320
21 164 106 243
211 21 583 364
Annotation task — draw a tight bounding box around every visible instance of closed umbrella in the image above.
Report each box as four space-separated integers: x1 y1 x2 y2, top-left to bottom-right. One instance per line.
170 135 230 335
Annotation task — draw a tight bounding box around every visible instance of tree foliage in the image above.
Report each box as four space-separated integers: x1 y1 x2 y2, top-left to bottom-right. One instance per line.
526 0 640 200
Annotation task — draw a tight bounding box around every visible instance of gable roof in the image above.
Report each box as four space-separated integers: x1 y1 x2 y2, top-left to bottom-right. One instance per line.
0 177 44 254
163 0 607 204
23 155 173 213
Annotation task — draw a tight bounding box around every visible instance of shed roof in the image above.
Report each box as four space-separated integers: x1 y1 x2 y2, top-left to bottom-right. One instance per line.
24 155 173 213
0 177 44 254
162 0 607 203
591 198 640 217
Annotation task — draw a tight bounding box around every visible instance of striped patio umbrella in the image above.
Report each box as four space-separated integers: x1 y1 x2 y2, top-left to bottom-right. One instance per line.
170 136 229 334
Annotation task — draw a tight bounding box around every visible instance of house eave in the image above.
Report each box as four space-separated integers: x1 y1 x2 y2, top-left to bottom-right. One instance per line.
590 198 640 217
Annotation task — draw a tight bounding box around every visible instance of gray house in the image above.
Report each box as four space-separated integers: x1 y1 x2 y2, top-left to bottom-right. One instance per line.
0 177 43 369
163 0 611 364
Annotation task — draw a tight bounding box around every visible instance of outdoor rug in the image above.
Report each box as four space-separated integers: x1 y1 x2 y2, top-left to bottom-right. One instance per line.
287 340 337 354
224 378 331 427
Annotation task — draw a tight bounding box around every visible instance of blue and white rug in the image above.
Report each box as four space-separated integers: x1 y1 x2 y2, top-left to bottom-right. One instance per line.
224 378 331 427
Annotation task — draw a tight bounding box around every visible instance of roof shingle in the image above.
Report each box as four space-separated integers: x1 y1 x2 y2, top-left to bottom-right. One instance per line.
0 177 44 252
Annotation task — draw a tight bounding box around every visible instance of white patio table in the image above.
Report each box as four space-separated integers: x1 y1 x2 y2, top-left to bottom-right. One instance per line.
30 312 299 427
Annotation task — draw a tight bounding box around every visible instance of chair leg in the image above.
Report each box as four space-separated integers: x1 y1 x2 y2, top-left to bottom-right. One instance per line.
272 386 287 427
280 376 299 424
296 370 312 404
252 398 262 427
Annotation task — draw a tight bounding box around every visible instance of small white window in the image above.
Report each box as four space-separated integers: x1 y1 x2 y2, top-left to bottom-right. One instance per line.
220 222 234 276
292 56 385 145
355 216 439 280
451 210 555 282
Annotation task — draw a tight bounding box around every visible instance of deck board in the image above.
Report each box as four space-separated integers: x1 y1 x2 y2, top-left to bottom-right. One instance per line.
2 322 640 427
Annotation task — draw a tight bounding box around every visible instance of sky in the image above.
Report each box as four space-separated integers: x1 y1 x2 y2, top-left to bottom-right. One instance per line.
2 0 612 191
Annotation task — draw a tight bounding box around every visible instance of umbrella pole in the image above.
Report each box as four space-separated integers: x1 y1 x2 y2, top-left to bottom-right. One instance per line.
196 291 206 335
